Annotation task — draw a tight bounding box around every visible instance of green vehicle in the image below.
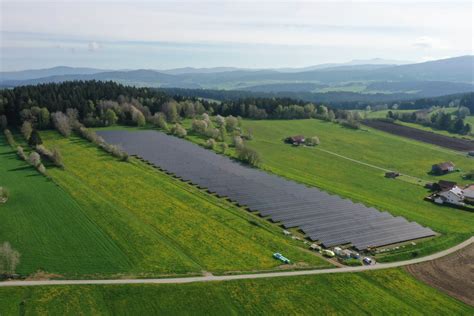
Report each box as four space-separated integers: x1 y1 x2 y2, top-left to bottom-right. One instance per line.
273 252 291 264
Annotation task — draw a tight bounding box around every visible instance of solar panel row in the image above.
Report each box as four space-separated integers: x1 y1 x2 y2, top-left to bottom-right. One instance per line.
97 130 436 250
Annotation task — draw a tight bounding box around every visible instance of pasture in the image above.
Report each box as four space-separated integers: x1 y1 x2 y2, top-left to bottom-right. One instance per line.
0 135 132 277
177 118 473 261
36 131 329 276
1 269 472 315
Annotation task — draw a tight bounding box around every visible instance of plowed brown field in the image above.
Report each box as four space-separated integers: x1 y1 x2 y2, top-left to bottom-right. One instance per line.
406 243 474 306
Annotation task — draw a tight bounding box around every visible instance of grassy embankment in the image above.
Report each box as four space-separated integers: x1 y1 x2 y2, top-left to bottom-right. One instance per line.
1 268 472 315
1 130 330 279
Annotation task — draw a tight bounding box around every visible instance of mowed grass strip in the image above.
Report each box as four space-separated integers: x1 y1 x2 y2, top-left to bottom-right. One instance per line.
0 269 472 315
41 131 329 275
0 136 131 277
238 119 473 260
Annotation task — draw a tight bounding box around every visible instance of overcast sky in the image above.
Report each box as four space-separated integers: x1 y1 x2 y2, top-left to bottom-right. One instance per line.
1 0 473 71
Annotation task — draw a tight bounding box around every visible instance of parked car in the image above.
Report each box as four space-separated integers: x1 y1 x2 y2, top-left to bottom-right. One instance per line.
339 249 352 259
322 249 335 258
273 252 291 264
310 243 322 252
350 252 360 259
363 257 374 265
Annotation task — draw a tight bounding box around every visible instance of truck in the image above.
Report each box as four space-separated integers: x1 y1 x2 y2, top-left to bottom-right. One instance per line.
273 253 291 264
310 243 322 252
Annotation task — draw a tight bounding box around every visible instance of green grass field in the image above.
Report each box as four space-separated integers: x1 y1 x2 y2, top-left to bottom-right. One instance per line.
36 131 328 277
363 109 416 119
0 135 132 277
1 269 471 315
240 119 474 261
175 118 473 261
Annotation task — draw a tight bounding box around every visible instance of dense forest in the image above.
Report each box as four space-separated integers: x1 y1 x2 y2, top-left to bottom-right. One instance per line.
0 81 357 128
161 88 474 111
0 81 471 134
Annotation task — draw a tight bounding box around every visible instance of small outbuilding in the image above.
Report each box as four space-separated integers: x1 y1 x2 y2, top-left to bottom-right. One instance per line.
385 172 400 178
432 180 457 192
431 162 455 175
285 135 305 146
463 184 474 204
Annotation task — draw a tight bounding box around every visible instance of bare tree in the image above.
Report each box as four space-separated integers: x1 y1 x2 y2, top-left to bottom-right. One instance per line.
205 138 216 149
232 136 244 149
191 119 207 134
21 121 33 141
131 106 146 127
0 187 9 203
28 151 41 167
215 115 226 128
51 148 64 168
236 145 261 167
51 112 72 137
225 116 238 132
171 123 187 138
306 136 320 146
16 146 27 161
151 112 168 131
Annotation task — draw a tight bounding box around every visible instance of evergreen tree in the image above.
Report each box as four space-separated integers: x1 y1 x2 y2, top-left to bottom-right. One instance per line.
28 130 43 147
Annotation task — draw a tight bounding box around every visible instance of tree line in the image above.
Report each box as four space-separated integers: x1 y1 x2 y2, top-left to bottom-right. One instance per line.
386 107 472 135
0 81 364 129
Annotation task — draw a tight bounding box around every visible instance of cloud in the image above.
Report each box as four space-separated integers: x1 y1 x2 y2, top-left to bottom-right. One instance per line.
88 41 101 52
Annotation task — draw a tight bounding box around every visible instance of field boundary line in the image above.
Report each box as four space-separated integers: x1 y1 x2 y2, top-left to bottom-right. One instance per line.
1 237 471 287
313 147 426 184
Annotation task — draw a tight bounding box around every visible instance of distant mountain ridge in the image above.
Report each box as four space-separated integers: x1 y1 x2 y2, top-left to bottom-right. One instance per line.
1 56 472 102
0 66 106 81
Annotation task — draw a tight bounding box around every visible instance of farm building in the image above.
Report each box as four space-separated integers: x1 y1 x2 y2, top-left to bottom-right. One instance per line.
432 180 457 192
431 162 455 175
463 185 474 204
285 135 305 145
433 186 464 206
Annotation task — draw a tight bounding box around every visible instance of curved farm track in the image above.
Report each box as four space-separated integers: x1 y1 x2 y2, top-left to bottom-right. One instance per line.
406 243 474 306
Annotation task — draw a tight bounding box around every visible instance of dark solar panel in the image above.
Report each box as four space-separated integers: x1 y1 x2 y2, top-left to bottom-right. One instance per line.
97 130 436 250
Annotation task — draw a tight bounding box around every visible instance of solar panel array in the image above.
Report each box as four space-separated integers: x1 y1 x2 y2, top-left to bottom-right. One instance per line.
97 130 436 250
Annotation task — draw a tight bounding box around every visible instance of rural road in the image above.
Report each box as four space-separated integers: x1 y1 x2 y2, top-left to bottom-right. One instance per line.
1 237 472 287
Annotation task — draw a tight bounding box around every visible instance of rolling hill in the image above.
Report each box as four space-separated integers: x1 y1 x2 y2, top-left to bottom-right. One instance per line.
1 56 472 100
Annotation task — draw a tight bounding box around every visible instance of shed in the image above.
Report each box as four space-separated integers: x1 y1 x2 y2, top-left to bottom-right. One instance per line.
431 162 455 175
285 135 305 145
432 180 457 192
463 184 474 203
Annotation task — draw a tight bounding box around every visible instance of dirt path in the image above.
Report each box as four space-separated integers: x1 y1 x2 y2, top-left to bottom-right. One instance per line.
406 243 474 306
314 147 427 184
1 237 471 288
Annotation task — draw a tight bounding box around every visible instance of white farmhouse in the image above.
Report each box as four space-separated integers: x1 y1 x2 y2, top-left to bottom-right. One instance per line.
433 186 465 206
